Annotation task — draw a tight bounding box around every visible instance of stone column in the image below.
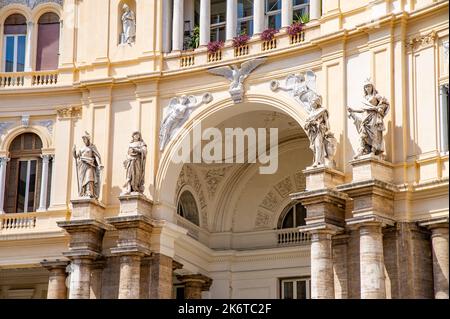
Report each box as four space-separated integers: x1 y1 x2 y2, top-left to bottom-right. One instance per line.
37 155 52 212
430 225 449 299
359 223 386 299
69 258 93 299
150 253 174 299
90 260 105 299
41 260 69 299
25 22 34 71
118 254 142 299
253 0 265 35
226 0 237 40
310 230 335 299
178 274 213 299
0 157 9 214
172 0 184 51
199 0 211 46
281 0 293 28
310 0 322 20
333 235 349 299
163 0 173 52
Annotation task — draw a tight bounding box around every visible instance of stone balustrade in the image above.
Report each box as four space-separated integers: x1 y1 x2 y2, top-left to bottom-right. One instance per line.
277 228 311 246
0 211 67 235
0 70 60 89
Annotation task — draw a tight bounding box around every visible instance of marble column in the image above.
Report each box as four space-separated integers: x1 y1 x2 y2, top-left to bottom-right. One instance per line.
200 0 211 46
281 0 293 28
226 0 237 40
41 260 69 299
360 223 386 299
178 274 213 299
118 254 142 299
69 258 93 299
0 157 9 214
37 155 52 212
172 0 184 51
25 22 34 71
310 0 322 20
310 230 335 299
253 0 265 35
430 225 449 299
90 260 105 299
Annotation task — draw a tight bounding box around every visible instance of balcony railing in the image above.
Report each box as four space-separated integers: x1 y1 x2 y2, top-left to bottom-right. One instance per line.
277 228 311 246
0 70 59 89
0 213 37 230
0 211 68 236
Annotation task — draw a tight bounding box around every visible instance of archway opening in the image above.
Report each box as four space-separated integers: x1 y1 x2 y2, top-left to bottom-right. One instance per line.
3 14 27 72
36 12 60 71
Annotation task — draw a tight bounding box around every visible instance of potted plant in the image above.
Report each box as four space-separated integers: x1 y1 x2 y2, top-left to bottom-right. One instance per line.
260 28 278 42
287 21 304 36
232 34 251 48
207 40 224 54
187 26 200 50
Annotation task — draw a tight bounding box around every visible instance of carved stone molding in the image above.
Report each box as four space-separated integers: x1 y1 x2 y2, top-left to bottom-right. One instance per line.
34 120 54 136
56 106 82 119
406 31 437 51
0 122 14 137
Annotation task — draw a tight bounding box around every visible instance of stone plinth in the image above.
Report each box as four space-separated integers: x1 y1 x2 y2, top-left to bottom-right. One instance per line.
303 166 345 191
118 193 153 217
292 189 348 229
41 260 69 299
70 198 106 221
57 219 107 299
177 274 213 299
349 154 393 184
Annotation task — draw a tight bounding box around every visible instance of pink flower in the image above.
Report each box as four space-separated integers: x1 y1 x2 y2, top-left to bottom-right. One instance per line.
287 22 304 36
207 40 224 54
232 34 251 48
260 28 278 41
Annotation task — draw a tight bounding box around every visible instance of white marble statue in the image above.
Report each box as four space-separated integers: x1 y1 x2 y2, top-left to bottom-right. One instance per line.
159 93 213 151
208 58 267 103
121 4 136 45
271 71 337 168
123 131 147 195
72 132 103 199
348 79 390 159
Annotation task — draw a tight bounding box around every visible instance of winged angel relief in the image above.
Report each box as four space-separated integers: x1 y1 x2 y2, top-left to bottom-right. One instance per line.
271 71 337 168
159 93 213 151
208 58 267 104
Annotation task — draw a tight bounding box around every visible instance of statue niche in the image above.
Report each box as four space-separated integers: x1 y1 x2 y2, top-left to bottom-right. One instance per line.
119 1 136 45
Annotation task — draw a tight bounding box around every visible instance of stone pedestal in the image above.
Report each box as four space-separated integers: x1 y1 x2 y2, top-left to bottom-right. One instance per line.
349 154 393 184
41 260 69 299
107 215 153 299
70 198 106 220
178 274 213 299
303 166 345 191
57 219 107 299
118 193 153 217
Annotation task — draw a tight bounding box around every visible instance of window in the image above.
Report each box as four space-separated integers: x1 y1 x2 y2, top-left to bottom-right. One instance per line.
3 14 27 72
278 203 307 229
177 190 200 226
440 84 449 152
36 13 60 71
280 278 311 299
211 0 226 41
4 133 46 214
173 285 185 299
293 0 310 22
266 0 282 29
237 0 254 36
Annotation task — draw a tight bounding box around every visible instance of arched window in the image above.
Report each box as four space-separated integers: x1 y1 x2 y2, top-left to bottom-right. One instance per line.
36 12 60 71
4 133 51 213
177 190 200 226
278 202 307 229
3 14 27 72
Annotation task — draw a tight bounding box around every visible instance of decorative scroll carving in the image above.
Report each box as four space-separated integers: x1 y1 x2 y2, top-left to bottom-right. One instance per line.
406 30 437 50
57 106 82 119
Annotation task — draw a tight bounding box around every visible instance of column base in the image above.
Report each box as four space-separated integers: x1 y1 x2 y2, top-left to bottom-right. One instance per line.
70 198 106 220
349 154 393 184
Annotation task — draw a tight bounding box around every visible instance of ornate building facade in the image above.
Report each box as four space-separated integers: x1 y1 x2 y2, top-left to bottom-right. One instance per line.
0 0 448 299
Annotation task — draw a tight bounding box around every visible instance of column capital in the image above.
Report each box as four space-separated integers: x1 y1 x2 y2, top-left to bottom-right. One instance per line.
0 156 10 164
41 154 54 162
41 259 70 271
346 216 395 230
418 217 449 230
177 274 213 291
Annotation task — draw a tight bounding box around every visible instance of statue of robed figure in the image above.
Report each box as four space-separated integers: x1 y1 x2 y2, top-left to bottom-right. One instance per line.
73 132 103 199
123 131 147 194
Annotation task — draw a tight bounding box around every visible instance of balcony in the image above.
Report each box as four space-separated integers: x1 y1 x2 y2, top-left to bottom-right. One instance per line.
164 22 320 73
0 211 68 237
0 70 60 89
